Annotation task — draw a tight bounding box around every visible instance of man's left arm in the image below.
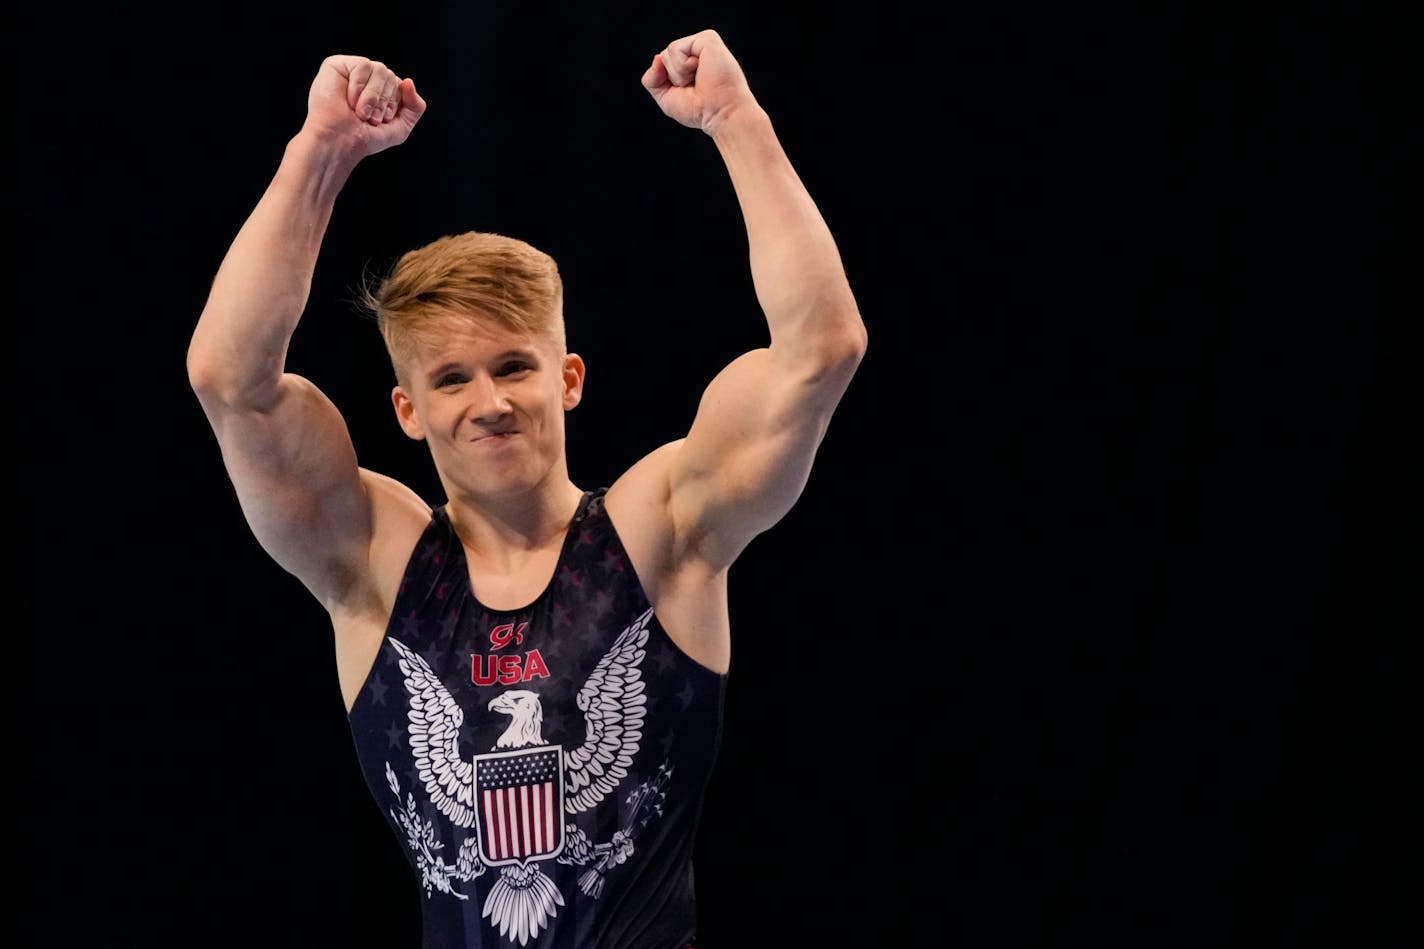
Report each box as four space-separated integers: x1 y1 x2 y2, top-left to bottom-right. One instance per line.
642 29 868 570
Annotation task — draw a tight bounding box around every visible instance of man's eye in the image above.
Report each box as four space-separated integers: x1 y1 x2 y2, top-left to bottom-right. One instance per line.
435 374 466 388
499 362 533 376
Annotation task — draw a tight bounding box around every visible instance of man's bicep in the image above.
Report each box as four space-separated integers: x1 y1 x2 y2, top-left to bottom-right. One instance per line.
672 349 844 567
205 374 371 593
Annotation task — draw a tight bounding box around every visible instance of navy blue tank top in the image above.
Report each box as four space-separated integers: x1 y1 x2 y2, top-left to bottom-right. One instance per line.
347 488 727 949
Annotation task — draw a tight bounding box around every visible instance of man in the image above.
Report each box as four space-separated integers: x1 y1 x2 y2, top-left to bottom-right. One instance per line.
187 28 865 949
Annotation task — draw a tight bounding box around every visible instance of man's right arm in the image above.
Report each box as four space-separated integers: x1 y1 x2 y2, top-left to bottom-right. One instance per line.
186 56 426 608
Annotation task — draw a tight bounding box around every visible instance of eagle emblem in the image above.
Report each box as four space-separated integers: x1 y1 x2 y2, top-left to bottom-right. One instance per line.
385 607 659 945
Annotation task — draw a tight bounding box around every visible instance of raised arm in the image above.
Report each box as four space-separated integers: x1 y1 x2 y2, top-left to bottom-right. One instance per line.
186 56 427 606
638 30 867 569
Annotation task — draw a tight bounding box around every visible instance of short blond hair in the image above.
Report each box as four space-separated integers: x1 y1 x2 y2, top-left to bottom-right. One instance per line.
360 231 565 383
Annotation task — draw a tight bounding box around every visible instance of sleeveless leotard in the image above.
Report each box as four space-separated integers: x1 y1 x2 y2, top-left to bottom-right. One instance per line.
347 488 727 948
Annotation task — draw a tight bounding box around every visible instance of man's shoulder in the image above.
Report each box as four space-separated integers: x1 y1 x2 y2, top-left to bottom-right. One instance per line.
360 467 436 594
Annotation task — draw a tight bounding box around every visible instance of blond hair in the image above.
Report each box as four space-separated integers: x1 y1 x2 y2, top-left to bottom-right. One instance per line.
360 231 565 383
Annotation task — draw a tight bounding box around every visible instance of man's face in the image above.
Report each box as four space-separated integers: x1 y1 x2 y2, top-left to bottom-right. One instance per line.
391 315 584 502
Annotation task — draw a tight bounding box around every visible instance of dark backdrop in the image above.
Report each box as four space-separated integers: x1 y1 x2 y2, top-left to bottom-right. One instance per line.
20 3 1418 947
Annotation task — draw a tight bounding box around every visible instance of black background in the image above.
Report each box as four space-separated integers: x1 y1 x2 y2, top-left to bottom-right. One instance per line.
19 3 1419 947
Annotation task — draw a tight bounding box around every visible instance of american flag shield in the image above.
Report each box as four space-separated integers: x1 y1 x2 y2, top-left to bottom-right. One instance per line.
474 745 566 868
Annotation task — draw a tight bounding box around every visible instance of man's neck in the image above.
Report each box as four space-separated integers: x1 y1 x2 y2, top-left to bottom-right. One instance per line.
445 480 587 562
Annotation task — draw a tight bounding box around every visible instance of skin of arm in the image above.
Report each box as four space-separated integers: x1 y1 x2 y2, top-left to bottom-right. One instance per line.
186 57 428 641
609 30 868 669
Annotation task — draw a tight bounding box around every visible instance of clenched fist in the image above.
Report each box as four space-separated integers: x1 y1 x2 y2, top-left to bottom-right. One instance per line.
641 29 757 134
302 55 427 159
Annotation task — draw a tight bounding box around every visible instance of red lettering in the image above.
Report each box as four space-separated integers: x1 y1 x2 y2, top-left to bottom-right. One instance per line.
522 649 550 682
497 654 523 684
471 648 552 685
490 621 530 650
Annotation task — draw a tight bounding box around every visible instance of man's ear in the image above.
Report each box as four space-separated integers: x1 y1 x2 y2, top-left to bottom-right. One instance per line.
562 353 586 410
392 385 427 440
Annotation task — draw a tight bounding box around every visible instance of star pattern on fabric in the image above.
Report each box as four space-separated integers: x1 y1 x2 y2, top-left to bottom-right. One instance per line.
652 643 678 675
556 564 584 590
540 625 569 661
367 672 390 707
541 706 571 741
575 614 605 650
457 716 480 757
551 600 575 631
420 638 448 675
590 589 616 624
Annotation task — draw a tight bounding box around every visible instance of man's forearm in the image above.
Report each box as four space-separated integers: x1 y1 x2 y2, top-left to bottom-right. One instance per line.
710 105 861 351
188 133 358 408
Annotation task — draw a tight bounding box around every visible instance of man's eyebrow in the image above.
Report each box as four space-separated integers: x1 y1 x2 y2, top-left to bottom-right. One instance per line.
426 350 538 378
426 360 465 379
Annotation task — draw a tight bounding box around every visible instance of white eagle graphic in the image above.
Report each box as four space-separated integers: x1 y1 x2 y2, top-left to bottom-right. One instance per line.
387 608 652 945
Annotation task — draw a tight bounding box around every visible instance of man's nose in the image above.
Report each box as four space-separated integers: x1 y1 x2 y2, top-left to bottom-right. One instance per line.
468 375 512 419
